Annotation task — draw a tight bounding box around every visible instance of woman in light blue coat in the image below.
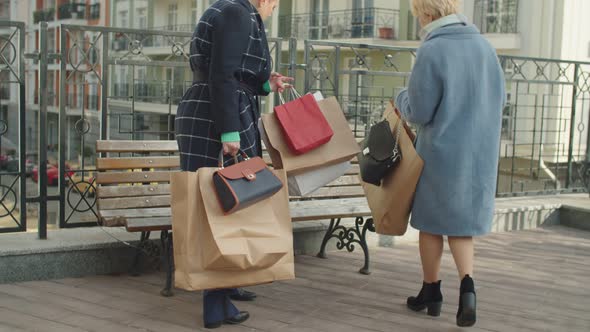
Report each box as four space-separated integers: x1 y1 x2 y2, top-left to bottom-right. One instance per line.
395 0 505 327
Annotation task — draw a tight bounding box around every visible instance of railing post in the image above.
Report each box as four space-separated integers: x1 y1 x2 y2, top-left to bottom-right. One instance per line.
38 22 48 239
18 22 27 233
566 63 580 188
304 40 310 93
58 25 67 228
288 37 297 83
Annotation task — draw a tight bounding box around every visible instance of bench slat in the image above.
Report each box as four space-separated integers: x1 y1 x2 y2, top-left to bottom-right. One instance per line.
97 184 171 198
99 195 171 210
97 156 179 170
99 207 171 219
125 217 172 232
96 140 178 153
96 171 176 184
292 186 365 200
326 175 361 187
289 197 371 222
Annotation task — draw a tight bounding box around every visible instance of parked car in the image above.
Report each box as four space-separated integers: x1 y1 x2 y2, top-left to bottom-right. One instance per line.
5 158 35 176
32 162 74 186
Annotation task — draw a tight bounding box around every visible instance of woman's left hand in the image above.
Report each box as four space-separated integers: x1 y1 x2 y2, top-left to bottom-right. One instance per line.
270 72 294 93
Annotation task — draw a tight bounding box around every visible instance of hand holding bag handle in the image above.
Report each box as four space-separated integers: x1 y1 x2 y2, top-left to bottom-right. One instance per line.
213 149 284 214
218 149 250 169
277 87 302 105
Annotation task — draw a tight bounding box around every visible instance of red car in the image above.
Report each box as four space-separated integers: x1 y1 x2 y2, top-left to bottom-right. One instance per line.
32 163 74 186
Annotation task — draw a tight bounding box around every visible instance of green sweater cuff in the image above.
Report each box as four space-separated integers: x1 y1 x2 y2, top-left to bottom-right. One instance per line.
263 80 272 93
221 131 240 143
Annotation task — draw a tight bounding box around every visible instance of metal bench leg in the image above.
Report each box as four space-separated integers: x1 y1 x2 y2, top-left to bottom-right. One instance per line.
160 230 174 297
316 217 375 275
130 231 150 277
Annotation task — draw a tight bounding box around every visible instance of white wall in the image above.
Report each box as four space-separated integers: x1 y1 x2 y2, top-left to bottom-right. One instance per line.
559 0 590 62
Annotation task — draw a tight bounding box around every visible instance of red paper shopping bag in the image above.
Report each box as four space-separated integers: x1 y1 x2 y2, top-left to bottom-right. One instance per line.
274 93 333 155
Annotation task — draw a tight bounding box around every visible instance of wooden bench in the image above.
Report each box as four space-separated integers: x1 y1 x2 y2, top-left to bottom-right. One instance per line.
95 140 177 297
95 140 375 296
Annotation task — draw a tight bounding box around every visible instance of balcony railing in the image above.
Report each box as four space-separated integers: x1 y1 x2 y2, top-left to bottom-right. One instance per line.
33 8 55 23
113 82 186 105
473 0 519 34
279 8 399 40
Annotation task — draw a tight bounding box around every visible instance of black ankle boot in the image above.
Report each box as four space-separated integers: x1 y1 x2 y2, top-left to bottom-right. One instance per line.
457 275 477 327
407 280 443 316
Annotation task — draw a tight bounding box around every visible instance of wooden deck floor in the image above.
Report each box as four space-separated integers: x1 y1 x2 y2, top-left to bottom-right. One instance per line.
1 225 589 332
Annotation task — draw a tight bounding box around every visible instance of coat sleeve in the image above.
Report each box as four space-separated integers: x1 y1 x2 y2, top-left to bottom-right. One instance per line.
209 5 251 134
395 45 442 126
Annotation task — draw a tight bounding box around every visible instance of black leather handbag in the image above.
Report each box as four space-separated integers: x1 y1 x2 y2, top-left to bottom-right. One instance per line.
213 151 283 214
358 119 403 186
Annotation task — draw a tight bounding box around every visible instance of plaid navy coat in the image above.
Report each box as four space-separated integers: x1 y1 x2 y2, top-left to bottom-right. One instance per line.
175 0 272 171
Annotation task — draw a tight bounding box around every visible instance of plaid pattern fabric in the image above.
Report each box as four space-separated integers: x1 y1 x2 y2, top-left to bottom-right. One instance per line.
176 0 271 171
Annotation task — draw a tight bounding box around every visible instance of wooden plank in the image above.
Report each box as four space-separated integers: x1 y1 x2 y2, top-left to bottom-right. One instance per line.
96 140 178 153
98 207 171 220
291 186 365 200
96 156 179 170
289 197 371 221
125 217 171 232
96 184 171 198
98 195 171 210
95 171 176 184
326 175 361 187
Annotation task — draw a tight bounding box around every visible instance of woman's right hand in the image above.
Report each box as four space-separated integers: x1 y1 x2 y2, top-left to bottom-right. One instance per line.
222 142 240 156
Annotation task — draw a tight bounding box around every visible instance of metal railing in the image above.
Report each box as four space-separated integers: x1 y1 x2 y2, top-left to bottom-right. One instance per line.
0 21 588 237
473 0 519 34
303 40 589 196
279 8 399 40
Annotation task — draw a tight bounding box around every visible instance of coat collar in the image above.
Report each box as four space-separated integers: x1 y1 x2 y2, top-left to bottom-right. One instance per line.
235 0 259 15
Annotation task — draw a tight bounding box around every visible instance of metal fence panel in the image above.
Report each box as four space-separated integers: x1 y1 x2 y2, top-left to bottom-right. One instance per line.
0 21 26 234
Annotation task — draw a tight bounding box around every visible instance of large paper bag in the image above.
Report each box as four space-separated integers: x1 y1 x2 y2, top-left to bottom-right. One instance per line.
262 96 360 175
361 104 424 236
260 117 352 196
171 168 294 291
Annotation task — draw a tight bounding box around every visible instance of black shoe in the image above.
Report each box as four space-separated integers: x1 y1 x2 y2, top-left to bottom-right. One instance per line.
204 311 250 329
229 288 257 301
457 275 476 327
407 280 443 316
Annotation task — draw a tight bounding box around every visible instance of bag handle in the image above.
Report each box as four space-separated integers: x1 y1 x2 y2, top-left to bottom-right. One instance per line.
218 149 250 169
277 87 302 105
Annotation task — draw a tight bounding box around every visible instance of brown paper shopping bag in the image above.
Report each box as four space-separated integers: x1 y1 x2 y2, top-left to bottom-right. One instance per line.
262 96 360 175
171 168 294 291
361 103 424 236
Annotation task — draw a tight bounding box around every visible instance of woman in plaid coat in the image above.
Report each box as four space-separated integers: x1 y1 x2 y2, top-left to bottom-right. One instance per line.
175 0 291 329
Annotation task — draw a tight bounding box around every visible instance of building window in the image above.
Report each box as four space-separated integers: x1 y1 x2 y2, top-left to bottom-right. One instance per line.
168 3 178 30
474 0 519 34
44 0 56 10
192 0 199 26
137 7 147 29
118 10 128 28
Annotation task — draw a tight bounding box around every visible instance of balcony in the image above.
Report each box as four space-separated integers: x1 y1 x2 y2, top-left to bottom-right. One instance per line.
279 8 399 40
113 82 185 105
473 0 519 34
33 8 56 23
57 3 100 21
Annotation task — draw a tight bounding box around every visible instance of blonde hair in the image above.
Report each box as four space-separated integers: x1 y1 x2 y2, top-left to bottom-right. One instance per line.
411 0 460 20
